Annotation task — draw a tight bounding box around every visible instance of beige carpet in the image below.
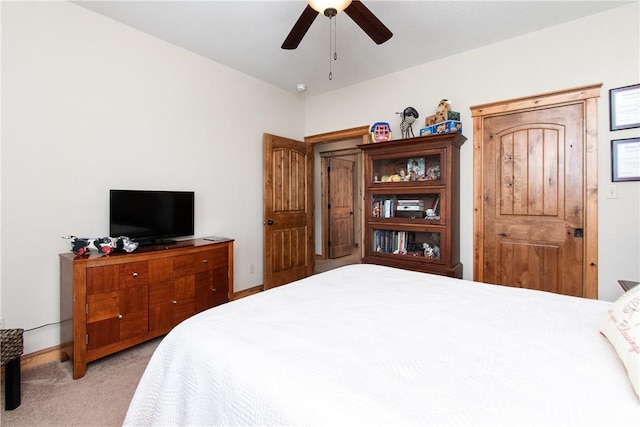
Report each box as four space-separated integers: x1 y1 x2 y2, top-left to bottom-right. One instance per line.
0 337 161 426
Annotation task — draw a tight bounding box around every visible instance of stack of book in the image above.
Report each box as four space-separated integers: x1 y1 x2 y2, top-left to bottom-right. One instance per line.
395 199 424 218
396 199 424 211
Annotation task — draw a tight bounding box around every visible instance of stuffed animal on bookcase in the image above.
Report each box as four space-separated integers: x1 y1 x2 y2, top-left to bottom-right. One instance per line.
424 99 451 126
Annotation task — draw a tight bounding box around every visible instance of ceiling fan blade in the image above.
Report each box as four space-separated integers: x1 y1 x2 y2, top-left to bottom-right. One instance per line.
281 5 319 50
344 0 393 45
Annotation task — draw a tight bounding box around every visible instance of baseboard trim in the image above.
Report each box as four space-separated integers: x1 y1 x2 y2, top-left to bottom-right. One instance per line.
233 284 263 300
0 343 67 375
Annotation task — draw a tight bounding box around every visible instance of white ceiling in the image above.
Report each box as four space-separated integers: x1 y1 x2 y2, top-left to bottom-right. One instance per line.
73 1 630 97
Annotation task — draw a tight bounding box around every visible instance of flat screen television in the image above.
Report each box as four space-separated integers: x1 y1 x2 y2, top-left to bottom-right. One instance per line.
110 189 194 245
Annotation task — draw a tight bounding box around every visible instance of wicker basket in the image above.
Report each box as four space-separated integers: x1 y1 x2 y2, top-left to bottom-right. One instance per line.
1 328 24 366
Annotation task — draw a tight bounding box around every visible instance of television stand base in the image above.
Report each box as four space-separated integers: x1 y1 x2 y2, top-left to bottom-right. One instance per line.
136 239 178 247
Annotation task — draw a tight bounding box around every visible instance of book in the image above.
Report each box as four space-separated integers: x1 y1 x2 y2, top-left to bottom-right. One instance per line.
383 199 391 218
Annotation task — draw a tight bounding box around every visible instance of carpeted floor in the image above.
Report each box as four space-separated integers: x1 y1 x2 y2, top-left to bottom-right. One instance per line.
0 337 161 426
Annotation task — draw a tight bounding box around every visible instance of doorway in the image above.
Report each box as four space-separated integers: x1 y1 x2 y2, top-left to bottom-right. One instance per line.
306 126 369 269
262 127 369 288
318 148 361 260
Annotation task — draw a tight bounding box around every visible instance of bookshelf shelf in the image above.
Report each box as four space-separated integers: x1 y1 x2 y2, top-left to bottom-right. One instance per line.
359 133 466 278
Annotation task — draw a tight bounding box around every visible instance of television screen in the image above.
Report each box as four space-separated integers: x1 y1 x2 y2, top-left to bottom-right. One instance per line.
110 190 194 244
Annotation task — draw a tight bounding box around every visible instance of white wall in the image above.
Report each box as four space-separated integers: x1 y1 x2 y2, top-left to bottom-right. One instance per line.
1 1 305 354
305 3 640 302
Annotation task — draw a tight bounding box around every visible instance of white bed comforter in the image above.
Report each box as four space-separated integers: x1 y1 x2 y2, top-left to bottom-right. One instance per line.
124 264 639 426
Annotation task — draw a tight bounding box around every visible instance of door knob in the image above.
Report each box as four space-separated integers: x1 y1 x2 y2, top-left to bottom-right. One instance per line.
263 219 274 225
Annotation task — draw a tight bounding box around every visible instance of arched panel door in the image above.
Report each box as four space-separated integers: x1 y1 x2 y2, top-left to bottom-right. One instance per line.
472 84 601 298
263 133 314 289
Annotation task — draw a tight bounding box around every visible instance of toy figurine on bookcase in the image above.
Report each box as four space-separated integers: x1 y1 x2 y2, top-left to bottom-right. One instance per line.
425 99 451 126
396 107 419 138
420 99 462 137
370 122 392 143
423 243 441 259
425 164 440 181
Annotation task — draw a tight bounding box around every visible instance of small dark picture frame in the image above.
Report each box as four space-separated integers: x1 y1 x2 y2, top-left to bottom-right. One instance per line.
609 84 640 131
611 137 640 182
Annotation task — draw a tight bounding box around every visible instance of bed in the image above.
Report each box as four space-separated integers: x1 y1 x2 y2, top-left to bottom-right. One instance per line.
124 264 639 426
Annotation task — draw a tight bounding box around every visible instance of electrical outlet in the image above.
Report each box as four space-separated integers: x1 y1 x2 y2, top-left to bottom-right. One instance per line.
606 184 618 199
250 264 255 274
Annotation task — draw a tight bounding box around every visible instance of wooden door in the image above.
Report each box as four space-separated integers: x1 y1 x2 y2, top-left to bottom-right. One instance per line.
328 157 355 259
472 85 601 298
263 133 314 289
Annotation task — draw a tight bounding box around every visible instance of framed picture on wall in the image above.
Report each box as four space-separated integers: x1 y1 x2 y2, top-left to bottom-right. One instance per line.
611 137 640 182
609 84 640 131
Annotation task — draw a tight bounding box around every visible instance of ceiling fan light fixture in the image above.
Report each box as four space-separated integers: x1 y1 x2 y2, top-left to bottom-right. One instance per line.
308 0 352 16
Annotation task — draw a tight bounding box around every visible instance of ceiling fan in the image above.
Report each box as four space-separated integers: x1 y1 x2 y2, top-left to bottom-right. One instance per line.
281 0 393 50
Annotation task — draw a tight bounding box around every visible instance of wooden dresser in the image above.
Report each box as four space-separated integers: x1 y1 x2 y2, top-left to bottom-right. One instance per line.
60 238 233 379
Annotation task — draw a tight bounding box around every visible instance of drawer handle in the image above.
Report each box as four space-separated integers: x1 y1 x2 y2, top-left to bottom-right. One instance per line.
132 272 138 278
202 259 209 264
118 314 123 320
211 288 217 292
172 300 177 304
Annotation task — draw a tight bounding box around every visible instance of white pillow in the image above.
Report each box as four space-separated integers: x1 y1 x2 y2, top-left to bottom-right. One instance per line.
600 285 640 400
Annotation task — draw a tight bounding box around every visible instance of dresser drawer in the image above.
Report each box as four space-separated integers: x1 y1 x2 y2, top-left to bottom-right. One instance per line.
194 248 228 273
87 261 149 294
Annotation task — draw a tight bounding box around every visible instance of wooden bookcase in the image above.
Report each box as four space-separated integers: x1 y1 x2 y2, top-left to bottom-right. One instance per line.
359 133 466 277
60 238 233 379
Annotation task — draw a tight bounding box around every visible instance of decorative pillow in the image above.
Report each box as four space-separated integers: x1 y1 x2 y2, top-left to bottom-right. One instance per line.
600 285 640 400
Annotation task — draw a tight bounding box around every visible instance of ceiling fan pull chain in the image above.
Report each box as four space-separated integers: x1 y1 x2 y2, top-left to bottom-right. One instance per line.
334 16 338 61
328 16 333 80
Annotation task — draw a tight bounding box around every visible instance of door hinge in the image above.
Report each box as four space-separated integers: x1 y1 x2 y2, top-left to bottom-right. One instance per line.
85 303 88 315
